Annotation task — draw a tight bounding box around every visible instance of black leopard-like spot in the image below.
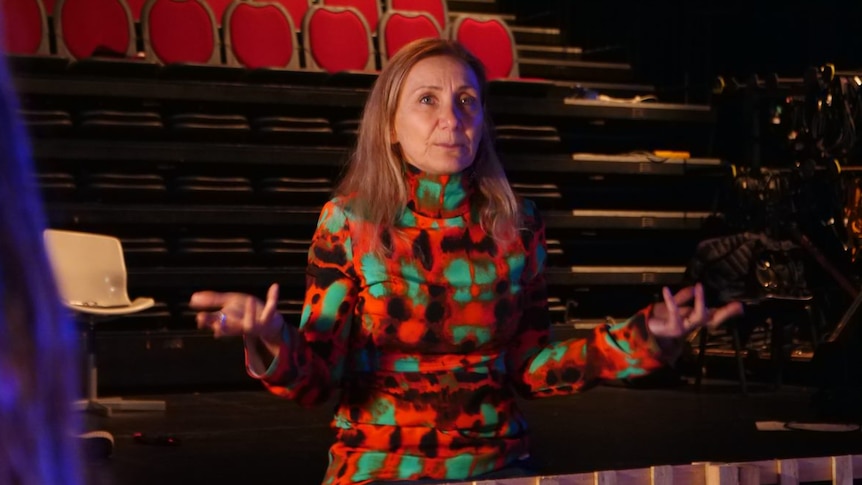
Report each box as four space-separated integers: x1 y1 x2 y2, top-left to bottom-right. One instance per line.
312 245 348 267
424 301 445 323
412 230 433 271
387 297 409 320
562 366 581 384
418 429 438 458
388 428 402 452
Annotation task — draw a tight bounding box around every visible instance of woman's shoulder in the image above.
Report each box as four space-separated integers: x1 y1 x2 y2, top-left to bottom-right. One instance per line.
320 194 359 216
316 196 356 228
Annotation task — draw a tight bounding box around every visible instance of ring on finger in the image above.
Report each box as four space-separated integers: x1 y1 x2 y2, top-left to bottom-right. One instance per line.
217 311 227 329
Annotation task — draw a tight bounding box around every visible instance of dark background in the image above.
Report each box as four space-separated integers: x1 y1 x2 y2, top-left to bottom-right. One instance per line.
507 1 862 100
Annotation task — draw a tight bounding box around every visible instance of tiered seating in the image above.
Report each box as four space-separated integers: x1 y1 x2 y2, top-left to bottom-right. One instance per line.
302 5 375 73
55 0 136 59
11 0 731 389
1 0 50 55
378 10 442 65
450 13 517 79
223 1 300 70
321 0 381 32
267 0 310 32
387 0 448 34
142 0 220 65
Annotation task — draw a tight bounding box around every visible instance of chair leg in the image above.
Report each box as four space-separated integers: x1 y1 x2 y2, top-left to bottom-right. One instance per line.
76 319 166 416
695 327 708 391
730 325 748 396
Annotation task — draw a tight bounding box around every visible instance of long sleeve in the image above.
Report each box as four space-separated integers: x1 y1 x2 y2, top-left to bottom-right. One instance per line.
506 201 669 398
248 200 360 407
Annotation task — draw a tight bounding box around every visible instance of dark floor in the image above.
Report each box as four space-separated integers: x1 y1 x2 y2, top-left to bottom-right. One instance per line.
81 376 862 485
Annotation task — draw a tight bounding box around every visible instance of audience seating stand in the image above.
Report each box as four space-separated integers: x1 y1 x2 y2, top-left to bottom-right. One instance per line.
12 0 739 391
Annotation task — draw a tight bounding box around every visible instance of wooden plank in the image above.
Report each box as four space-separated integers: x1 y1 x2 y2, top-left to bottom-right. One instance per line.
706 464 738 485
673 464 706 485
594 470 617 485
775 459 798 485
796 456 839 482
539 474 595 485
614 468 650 485
650 465 673 485
449 455 862 485
832 455 852 485
738 465 760 485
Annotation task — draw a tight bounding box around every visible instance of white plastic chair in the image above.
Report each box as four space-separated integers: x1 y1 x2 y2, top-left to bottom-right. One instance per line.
43 228 166 416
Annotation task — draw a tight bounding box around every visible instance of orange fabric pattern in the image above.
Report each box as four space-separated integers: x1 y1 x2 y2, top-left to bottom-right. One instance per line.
251 167 669 484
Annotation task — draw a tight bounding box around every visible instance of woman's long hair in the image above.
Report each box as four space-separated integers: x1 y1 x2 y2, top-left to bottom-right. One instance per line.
336 38 522 247
0 45 83 485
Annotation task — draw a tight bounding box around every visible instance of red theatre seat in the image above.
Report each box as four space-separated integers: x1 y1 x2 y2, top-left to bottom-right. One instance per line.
378 10 441 65
54 0 135 59
204 0 232 25
320 0 380 31
268 0 309 32
387 0 447 35
303 5 374 73
125 0 146 20
142 0 220 65
223 0 298 69
450 14 519 80
0 0 49 55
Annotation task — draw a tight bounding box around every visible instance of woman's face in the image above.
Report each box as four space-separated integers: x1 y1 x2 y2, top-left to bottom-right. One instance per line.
392 55 484 175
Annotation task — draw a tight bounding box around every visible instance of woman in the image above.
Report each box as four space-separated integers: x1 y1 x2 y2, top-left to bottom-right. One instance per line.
190 38 743 485
0 51 84 484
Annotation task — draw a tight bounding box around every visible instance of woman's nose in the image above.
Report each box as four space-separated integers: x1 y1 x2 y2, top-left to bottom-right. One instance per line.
440 102 463 129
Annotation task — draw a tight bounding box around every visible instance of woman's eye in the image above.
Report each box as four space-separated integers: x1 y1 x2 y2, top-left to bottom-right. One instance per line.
420 95 434 104
460 95 477 106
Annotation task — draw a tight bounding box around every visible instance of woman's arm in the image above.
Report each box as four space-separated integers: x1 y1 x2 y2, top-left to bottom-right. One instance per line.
247 200 360 407
505 201 671 398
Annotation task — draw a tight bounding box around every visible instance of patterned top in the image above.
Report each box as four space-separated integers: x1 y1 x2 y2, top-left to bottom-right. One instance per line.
249 166 669 485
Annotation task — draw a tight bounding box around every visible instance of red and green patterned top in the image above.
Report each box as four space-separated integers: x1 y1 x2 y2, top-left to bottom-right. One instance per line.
249 167 670 485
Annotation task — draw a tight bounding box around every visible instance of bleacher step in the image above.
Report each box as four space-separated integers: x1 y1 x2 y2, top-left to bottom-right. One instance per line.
519 57 633 83
447 0 501 14
553 80 656 99
518 44 583 61
510 25 563 46
449 10 515 22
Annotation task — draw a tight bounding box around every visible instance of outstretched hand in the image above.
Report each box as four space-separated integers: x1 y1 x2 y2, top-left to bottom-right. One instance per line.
189 283 284 344
647 283 744 339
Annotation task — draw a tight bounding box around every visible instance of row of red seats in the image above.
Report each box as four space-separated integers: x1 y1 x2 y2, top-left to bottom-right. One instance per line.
15 0 448 33
1 0 519 79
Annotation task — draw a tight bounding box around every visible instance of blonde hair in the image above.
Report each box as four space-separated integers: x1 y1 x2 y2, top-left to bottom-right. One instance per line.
336 38 522 247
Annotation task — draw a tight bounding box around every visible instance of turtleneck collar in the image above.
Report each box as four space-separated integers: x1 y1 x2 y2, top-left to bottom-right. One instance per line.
404 163 474 219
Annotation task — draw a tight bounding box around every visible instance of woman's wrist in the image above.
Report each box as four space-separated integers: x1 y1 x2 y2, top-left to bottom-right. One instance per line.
257 313 285 351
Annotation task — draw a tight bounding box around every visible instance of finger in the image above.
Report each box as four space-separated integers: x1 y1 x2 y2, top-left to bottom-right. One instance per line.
706 301 745 328
196 311 211 330
672 285 695 306
190 291 229 310
212 311 228 338
661 286 684 331
242 296 257 334
259 283 280 327
688 283 707 326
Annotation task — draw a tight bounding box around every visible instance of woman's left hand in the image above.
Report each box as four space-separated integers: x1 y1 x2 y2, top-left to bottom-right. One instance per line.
647 283 744 338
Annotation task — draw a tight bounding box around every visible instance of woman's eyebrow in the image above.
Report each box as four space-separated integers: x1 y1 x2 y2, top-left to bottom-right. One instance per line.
410 84 477 92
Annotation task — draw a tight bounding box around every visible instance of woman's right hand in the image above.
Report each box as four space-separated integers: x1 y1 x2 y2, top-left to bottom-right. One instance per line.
189 283 284 345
